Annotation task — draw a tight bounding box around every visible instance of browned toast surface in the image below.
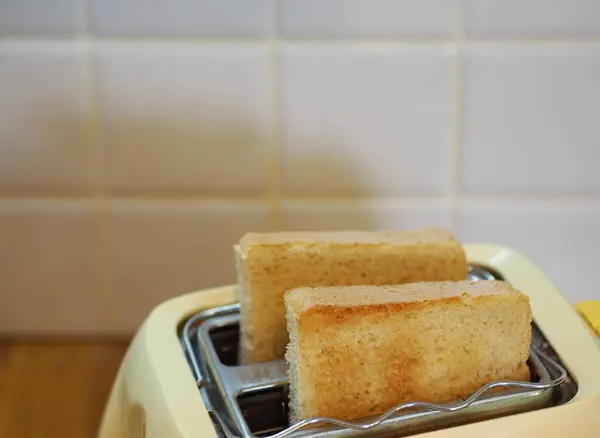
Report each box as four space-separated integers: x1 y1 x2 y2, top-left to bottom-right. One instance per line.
284 280 532 422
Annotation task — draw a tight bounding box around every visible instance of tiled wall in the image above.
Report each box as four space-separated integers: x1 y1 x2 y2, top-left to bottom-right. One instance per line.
2 0 600 335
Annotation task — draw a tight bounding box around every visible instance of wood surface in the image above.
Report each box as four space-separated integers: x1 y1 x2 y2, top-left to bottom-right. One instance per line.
0 339 129 438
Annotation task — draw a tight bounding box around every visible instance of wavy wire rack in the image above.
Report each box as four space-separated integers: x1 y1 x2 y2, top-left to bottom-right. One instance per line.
272 346 566 438
203 345 566 438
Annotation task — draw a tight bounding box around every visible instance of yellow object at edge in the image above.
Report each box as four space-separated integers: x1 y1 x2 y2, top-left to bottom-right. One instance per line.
576 300 600 337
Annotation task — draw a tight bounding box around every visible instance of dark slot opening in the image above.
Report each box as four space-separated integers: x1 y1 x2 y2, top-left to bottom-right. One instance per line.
238 387 289 437
209 324 240 366
526 358 536 382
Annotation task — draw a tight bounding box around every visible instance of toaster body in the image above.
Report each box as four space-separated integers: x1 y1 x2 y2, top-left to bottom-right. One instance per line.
98 244 600 438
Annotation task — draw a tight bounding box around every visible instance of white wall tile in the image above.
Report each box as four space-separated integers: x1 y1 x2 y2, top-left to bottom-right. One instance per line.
466 0 600 38
457 201 600 303
461 45 600 196
281 200 450 230
279 0 459 38
279 44 456 197
0 0 82 35
106 201 271 333
0 42 94 195
94 43 272 195
89 0 271 37
2 0 600 339
0 201 105 334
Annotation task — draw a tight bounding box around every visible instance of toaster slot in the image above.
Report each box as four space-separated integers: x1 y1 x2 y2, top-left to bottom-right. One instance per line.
180 265 579 438
210 324 240 366
238 388 288 437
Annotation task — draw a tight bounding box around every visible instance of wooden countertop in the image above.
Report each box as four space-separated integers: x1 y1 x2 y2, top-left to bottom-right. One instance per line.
0 339 129 438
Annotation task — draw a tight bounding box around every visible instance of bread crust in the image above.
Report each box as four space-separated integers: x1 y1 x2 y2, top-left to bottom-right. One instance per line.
236 228 468 364
284 280 532 423
240 228 461 248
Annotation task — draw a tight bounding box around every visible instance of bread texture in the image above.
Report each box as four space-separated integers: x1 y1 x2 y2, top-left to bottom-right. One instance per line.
284 280 532 423
235 228 468 364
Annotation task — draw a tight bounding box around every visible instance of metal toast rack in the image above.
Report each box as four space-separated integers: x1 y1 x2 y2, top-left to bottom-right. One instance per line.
180 266 578 438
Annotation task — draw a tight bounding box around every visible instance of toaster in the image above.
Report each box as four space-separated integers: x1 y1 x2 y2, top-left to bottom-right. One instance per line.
97 243 600 438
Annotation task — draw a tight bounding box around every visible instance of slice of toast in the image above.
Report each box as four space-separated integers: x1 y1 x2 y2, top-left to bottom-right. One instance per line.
235 228 467 364
284 280 532 423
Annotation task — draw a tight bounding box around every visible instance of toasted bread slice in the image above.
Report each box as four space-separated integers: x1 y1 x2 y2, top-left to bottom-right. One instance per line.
235 228 468 363
284 280 532 423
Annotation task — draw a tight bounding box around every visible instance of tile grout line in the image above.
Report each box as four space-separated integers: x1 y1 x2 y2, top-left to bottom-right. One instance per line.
449 0 467 231
81 0 116 333
0 195 274 202
4 194 600 204
4 35 600 45
268 0 283 231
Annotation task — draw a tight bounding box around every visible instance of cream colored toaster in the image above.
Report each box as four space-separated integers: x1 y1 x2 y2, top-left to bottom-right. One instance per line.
98 243 600 438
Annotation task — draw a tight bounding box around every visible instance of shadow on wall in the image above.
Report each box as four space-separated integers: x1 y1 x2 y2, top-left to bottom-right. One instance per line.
1 103 375 334
99 113 271 195
0 104 95 195
275 134 377 231
99 112 264 332
100 114 377 331
104 108 383 332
